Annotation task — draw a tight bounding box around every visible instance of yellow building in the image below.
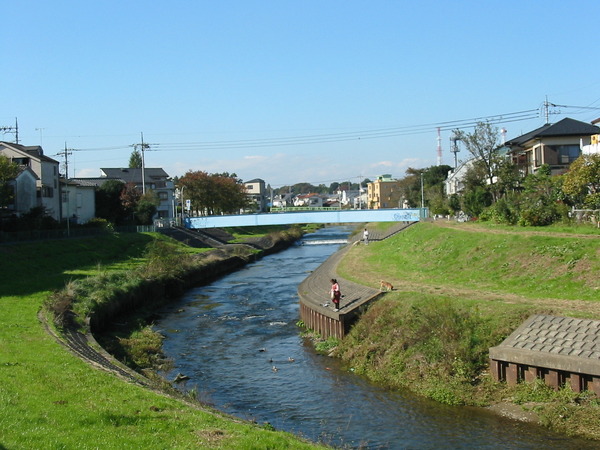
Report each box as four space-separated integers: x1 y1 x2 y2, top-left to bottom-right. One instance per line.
367 174 402 209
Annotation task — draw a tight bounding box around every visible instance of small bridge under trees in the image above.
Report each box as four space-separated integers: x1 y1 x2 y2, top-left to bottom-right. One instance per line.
184 208 426 229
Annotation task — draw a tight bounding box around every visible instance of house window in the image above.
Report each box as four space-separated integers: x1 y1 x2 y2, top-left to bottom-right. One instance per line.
158 192 168 200
534 146 542 167
42 186 53 198
556 145 580 164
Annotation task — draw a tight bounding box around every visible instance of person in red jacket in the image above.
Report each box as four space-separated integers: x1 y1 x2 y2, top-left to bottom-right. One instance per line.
330 278 341 311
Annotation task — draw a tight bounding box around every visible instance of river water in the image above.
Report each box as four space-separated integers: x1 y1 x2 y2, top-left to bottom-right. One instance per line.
156 226 595 449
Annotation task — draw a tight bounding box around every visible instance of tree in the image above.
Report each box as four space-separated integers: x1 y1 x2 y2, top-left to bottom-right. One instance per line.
179 171 249 215
562 154 600 209
120 182 142 223
128 149 143 168
95 180 127 225
135 191 159 225
454 122 502 199
0 155 20 209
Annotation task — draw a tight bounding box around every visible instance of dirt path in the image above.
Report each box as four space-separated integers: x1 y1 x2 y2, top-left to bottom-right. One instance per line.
431 220 600 239
342 221 600 320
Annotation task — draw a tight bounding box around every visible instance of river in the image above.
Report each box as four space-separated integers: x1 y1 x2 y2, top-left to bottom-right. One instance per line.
155 226 595 449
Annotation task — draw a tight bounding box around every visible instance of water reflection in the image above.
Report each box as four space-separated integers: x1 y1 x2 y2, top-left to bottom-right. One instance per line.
156 226 595 449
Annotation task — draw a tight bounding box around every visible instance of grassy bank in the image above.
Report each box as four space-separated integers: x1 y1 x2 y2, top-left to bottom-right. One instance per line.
0 232 321 449
335 221 600 440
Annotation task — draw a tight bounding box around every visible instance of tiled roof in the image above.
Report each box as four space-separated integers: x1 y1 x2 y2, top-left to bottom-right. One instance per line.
0 141 59 164
489 314 600 376
69 177 111 187
506 118 600 147
100 168 170 183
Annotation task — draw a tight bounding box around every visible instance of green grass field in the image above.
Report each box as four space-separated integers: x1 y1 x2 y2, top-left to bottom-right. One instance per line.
0 233 320 449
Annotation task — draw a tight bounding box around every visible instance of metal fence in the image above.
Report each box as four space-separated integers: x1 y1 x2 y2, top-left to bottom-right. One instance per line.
570 209 600 227
0 225 159 244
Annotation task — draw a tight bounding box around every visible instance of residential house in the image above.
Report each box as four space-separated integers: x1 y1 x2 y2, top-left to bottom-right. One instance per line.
367 174 402 209
72 167 175 219
272 193 294 208
102 168 174 219
60 179 96 224
505 118 599 176
445 158 477 196
0 141 61 220
244 178 267 212
293 193 323 207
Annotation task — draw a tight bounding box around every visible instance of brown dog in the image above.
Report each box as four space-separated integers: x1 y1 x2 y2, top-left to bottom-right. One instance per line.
380 280 393 291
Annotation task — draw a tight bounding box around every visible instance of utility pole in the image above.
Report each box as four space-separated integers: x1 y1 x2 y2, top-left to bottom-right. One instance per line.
0 118 19 144
436 127 442 166
133 132 151 194
450 134 460 168
57 143 74 236
420 172 424 210
543 96 559 125
57 142 73 178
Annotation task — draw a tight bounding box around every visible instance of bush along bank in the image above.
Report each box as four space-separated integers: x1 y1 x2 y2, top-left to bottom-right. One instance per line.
45 227 303 367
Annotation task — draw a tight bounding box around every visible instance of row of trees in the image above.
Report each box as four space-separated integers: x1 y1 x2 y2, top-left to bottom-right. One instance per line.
274 180 371 196
176 171 250 215
411 122 600 226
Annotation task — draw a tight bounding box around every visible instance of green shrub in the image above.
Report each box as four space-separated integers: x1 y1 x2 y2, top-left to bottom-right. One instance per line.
83 218 114 230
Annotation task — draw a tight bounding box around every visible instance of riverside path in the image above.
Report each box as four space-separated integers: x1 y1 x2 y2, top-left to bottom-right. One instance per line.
297 222 413 339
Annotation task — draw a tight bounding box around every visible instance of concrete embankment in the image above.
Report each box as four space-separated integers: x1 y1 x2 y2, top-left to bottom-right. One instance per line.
49 229 303 380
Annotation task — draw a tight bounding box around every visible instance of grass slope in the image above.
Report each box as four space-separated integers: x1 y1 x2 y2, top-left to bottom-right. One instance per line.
0 233 320 449
335 221 600 440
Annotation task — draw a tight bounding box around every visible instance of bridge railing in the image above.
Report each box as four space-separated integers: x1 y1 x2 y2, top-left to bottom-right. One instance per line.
185 208 428 229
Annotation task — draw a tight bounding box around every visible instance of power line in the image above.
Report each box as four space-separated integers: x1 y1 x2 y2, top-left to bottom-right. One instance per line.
148 109 540 151
62 108 539 154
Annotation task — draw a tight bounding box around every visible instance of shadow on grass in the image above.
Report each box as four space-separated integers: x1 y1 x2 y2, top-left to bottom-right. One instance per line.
0 233 155 297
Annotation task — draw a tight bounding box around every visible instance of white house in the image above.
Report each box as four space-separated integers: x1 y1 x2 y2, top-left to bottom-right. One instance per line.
445 159 476 196
272 193 294 208
60 179 96 224
293 193 324 207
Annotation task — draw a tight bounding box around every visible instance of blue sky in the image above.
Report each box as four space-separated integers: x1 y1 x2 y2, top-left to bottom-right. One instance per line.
3 1 600 188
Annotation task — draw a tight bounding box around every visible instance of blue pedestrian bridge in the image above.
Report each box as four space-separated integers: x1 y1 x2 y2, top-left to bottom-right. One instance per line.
184 208 426 229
